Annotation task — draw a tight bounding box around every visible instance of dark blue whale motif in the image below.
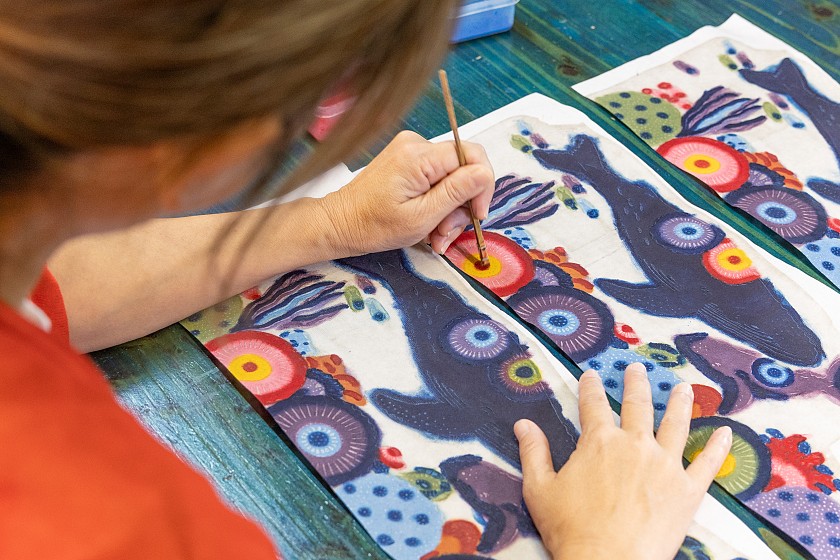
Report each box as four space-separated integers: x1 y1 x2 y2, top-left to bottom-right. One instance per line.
336 250 579 470
531 135 824 367
741 58 840 204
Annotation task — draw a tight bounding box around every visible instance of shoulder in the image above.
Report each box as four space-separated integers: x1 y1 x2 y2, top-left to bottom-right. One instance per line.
0 305 278 559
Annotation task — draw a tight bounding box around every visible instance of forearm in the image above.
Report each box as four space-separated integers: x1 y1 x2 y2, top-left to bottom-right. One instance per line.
49 196 347 352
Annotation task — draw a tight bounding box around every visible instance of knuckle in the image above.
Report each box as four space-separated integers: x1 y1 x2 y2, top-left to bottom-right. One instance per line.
395 130 421 143
463 140 488 160
657 413 687 432
620 392 652 408
473 164 495 189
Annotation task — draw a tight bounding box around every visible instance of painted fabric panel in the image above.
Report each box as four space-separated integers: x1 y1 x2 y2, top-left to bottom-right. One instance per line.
575 14 840 288
180 93 787 559
182 247 764 559
440 96 840 559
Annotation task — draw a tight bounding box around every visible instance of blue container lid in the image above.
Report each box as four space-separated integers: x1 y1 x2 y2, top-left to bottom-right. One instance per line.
458 0 519 16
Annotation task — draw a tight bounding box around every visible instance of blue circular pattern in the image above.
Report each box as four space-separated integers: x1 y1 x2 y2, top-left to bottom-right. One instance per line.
508 285 615 363
538 309 581 336
336 473 444 560
444 317 510 362
756 201 797 225
726 186 827 244
269 395 381 485
751 357 795 388
653 213 725 254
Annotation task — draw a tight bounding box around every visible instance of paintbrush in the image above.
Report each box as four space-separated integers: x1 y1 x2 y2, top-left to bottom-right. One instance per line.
438 69 490 269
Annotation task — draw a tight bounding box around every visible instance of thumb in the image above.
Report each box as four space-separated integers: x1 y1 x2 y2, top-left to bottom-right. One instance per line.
515 419 556 484
421 164 494 221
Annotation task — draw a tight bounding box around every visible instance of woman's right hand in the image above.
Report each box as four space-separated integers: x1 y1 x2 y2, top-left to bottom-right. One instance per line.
514 363 732 560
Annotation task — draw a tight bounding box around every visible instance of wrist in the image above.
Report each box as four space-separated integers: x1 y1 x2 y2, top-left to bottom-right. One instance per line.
313 189 366 259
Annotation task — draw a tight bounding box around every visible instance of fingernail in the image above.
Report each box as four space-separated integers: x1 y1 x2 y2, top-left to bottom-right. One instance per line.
718 426 732 446
674 383 694 398
626 362 646 376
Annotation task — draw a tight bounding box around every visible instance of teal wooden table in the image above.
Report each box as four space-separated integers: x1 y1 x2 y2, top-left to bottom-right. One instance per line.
92 2 840 558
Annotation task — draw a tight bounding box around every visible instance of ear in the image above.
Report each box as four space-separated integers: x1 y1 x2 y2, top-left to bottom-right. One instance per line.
153 116 283 214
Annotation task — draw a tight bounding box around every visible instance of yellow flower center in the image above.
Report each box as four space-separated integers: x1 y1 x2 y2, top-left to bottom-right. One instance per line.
461 254 502 278
684 154 721 174
229 354 272 382
717 248 752 271
689 448 736 478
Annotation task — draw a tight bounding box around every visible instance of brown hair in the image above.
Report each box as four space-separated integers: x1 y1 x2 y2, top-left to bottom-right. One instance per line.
0 1 458 191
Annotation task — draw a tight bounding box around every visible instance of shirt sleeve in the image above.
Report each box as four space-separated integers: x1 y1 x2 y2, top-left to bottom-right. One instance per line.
29 269 70 345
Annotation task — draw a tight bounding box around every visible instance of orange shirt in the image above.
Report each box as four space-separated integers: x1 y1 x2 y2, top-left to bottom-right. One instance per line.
0 272 279 559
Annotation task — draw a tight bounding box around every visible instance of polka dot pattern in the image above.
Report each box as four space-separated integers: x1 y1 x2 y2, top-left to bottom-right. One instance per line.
803 237 840 286
585 345 681 426
747 487 840 558
337 473 444 560
595 91 681 144
182 296 243 343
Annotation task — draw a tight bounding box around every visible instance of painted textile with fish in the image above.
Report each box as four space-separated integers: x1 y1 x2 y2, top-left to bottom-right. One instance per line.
182 239 756 559
580 18 840 291
443 111 840 559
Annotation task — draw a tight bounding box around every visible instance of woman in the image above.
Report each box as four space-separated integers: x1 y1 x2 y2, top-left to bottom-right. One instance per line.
0 2 731 558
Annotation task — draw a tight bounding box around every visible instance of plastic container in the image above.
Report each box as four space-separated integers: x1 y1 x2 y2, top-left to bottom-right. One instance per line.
451 0 520 43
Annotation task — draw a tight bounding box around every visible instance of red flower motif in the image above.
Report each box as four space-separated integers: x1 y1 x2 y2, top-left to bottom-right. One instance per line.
614 323 641 345
765 433 837 494
691 384 723 418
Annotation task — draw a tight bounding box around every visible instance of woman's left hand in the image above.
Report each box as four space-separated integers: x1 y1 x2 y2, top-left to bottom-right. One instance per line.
320 130 495 256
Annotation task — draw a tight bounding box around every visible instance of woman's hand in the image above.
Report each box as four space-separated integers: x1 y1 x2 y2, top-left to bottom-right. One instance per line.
320 130 495 256
514 364 733 560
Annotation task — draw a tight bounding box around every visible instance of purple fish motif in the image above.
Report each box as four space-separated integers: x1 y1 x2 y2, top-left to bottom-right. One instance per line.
439 455 535 554
675 332 840 414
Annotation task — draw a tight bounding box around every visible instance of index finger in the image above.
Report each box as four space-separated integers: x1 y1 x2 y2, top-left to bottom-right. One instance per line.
577 369 615 434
